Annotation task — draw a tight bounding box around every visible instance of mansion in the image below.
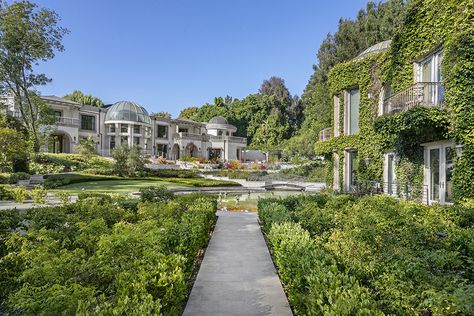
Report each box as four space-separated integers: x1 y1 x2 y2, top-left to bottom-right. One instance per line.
3 96 248 161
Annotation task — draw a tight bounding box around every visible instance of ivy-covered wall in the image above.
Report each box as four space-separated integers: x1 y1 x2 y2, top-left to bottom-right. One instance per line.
315 0 474 200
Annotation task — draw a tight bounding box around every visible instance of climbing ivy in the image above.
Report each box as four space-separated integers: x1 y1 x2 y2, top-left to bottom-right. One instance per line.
316 0 474 200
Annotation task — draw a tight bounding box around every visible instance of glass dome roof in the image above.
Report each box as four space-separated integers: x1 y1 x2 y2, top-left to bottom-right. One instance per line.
209 116 229 125
354 40 391 60
105 101 151 125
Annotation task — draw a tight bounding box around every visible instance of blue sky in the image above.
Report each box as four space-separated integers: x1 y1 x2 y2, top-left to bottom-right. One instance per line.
33 0 369 116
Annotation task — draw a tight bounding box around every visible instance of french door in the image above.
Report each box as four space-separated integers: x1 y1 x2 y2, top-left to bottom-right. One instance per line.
426 142 453 205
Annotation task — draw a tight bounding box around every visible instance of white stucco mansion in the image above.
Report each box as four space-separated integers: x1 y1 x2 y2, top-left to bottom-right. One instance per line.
2 96 248 161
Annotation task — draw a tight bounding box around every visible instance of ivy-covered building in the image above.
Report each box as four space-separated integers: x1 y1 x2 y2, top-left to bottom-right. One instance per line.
315 0 474 204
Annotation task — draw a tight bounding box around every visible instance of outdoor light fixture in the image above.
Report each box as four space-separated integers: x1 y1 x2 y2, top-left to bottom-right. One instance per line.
364 157 371 165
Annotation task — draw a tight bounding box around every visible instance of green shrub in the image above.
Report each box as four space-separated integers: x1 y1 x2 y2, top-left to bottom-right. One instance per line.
139 186 174 203
10 186 28 203
30 186 48 204
55 191 70 204
2 194 217 314
0 185 14 200
259 194 474 315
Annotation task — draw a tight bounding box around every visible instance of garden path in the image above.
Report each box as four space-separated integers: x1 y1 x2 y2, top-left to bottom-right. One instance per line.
183 211 292 316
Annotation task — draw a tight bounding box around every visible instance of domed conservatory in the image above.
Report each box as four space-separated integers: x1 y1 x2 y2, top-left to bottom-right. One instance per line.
26 96 248 161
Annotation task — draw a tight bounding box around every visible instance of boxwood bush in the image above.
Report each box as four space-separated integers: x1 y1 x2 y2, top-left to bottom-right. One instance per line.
259 194 474 315
0 193 217 315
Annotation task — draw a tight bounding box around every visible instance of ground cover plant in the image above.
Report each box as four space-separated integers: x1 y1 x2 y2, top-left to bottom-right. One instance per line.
259 194 474 315
0 192 217 315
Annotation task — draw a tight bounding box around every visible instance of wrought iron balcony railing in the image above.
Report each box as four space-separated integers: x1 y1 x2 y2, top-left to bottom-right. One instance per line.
319 128 331 141
350 180 428 204
383 82 444 115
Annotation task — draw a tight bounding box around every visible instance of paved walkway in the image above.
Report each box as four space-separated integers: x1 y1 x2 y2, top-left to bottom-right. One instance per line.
183 211 292 316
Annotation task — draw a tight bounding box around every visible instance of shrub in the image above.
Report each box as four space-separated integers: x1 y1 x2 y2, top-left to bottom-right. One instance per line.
55 191 70 204
259 194 474 315
30 186 48 204
139 186 174 203
0 185 14 200
1 194 217 314
10 186 28 203
77 136 97 156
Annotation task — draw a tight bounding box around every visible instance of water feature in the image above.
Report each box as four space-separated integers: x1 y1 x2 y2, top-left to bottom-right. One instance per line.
217 191 310 212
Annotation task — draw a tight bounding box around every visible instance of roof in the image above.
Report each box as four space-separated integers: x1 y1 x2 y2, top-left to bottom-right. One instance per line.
104 101 152 125
41 95 82 107
209 116 229 125
354 40 391 61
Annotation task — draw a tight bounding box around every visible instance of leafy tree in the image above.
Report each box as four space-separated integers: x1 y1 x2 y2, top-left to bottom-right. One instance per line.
77 136 97 156
0 127 28 172
127 145 146 176
0 1 68 152
151 111 172 119
63 90 104 107
259 76 291 102
112 145 129 177
292 0 408 158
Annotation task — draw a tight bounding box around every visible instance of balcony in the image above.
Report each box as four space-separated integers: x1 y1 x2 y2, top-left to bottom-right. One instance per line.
319 128 331 141
173 132 209 141
56 117 79 127
209 135 247 144
383 82 444 115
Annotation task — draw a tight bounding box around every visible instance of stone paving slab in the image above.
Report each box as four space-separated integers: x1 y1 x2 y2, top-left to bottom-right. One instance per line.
183 211 292 316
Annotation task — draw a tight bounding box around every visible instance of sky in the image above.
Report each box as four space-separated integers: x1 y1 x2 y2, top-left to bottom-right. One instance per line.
31 0 369 117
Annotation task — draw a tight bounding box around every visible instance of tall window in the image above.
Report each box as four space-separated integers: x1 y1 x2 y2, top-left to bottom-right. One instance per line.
121 124 128 133
418 50 444 105
54 111 62 123
346 89 360 135
333 95 340 137
156 144 168 157
133 125 141 134
109 125 116 133
133 137 140 145
81 115 95 131
110 137 116 150
157 125 168 138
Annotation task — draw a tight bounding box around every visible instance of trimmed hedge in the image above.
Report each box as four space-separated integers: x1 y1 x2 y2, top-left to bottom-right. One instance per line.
0 194 217 314
259 194 474 315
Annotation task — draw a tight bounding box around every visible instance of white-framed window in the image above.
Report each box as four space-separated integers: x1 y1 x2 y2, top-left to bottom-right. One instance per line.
383 152 397 195
344 89 360 135
333 95 340 137
415 50 444 105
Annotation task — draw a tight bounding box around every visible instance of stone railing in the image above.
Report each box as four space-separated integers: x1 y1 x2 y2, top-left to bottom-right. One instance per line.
209 135 247 144
318 128 331 141
56 117 80 127
383 82 444 115
173 132 209 141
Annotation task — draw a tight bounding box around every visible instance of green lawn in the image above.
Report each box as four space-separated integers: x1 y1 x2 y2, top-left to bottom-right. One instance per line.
48 173 241 194
52 178 191 194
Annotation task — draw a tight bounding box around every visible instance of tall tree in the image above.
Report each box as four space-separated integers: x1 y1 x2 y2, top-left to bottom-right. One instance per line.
64 90 104 107
0 1 68 152
292 0 408 158
259 76 290 102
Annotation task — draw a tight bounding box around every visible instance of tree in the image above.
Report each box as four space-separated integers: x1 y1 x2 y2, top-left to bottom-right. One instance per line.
291 0 408 159
0 127 28 172
127 145 146 176
151 111 172 119
77 136 97 156
0 1 68 152
112 145 129 177
63 90 104 107
259 76 290 102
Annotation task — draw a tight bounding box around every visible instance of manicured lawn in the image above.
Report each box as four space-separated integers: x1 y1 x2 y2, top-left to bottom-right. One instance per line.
48 173 241 194
52 178 191 194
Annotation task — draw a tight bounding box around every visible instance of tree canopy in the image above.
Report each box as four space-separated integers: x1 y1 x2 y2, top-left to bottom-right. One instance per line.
64 90 104 107
0 1 68 151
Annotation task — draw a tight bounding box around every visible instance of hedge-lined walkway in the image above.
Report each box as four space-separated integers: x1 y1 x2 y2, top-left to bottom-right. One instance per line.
183 211 292 316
